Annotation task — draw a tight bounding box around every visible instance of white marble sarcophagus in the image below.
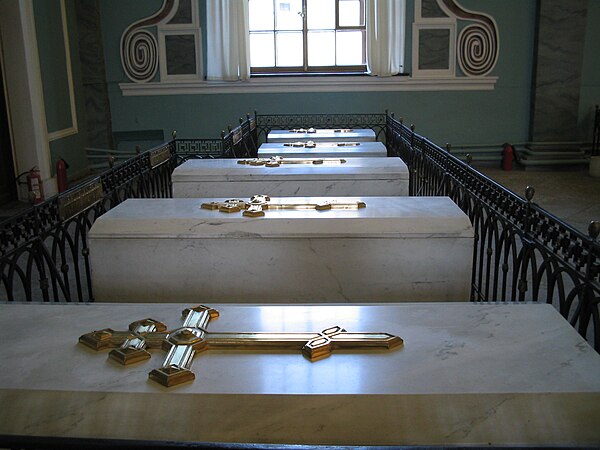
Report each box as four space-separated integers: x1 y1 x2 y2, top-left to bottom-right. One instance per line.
1 302 599 446
171 157 408 198
257 141 387 158
267 128 376 143
88 196 473 303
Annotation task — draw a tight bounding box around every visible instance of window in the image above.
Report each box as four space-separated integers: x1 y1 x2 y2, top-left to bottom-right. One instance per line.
249 0 366 74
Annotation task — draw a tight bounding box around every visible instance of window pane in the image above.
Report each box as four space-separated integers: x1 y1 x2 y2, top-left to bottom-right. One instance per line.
249 0 274 31
276 32 303 66
307 0 335 30
338 0 364 27
250 32 275 67
307 31 335 66
165 34 196 74
336 30 364 65
275 0 302 31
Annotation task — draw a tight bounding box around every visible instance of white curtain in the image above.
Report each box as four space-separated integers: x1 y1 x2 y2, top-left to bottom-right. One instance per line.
366 0 405 77
206 0 250 81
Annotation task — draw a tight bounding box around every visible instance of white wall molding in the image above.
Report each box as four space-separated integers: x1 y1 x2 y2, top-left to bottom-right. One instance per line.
47 0 78 142
120 76 497 96
0 0 53 200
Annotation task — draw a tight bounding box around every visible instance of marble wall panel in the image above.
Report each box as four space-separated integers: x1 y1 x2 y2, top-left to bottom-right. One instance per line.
531 0 587 142
75 0 114 149
418 28 450 70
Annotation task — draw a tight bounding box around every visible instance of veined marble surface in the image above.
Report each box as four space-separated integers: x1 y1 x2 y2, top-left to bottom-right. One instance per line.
257 141 387 158
268 128 376 143
531 0 587 141
0 302 599 445
172 157 408 198
88 196 473 303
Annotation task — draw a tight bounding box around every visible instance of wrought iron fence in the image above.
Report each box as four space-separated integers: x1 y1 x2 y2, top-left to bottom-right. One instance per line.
254 112 388 145
2 112 598 351
0 112 261 304
386 113 600 351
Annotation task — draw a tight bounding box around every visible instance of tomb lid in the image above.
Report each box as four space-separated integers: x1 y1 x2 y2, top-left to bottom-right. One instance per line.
171 157 408 182
88 196 473 239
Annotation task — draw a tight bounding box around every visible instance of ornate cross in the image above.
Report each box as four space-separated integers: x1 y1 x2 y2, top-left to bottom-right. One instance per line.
288 128 354 133
79 305 403 388
237 156 346 167
200 195 366 217
282 141 360 148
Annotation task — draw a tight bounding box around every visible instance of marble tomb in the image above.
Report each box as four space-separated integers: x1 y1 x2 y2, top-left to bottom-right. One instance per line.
172 157 408 198
267 128 376 143
257 141 387 158
88 196 473 303
1 302 599 446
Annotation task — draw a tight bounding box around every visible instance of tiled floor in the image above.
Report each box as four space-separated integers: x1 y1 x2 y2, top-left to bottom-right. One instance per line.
474 164 600 235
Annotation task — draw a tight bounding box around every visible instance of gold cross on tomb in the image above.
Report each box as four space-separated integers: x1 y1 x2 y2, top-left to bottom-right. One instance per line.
200 194 366 217
288 128 354 133
79 305 403 388
237 156 346 167
282 141 360 148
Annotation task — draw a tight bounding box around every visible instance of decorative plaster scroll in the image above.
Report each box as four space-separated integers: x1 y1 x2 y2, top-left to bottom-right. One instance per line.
440 0 499 77
120 0 177 83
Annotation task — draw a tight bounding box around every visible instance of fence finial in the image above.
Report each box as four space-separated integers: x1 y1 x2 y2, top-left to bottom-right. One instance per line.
466 154 473 165
446 143 451 153
108 156 115 169
589 221 600 239
135 145 141 154
525 186 535 202
410 124 415 132
239 117 244 124
171 130 177 139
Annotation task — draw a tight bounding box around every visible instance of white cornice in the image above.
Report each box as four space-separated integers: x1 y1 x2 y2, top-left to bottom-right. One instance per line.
120 76 498 96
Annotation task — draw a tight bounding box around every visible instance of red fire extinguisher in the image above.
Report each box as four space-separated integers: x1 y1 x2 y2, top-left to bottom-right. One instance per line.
26 167 45 204
56 158 69 193
502 143 514 171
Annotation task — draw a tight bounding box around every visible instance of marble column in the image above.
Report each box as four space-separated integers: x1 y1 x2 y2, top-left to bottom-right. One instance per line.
530 0 587 142
75 0 114 150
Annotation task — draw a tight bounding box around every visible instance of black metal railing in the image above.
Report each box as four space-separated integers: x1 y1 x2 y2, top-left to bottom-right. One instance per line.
0 113 261 304
2 112 598 351
254 112 388 145
386 113 600 350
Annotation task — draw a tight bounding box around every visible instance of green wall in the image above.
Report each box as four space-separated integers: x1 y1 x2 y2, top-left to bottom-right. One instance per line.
33 0 88 178
100 0 538 147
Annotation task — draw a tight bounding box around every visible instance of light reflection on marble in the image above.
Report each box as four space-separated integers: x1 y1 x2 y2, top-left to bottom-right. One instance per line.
268 129 376 143
172 157 408 198
257 142 387 158
88 197 473 303
0 302 599 445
